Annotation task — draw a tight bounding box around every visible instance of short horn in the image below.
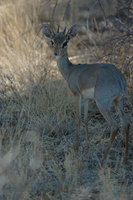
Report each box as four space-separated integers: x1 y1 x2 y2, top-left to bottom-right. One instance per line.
63 26 66 34
57 25 59 33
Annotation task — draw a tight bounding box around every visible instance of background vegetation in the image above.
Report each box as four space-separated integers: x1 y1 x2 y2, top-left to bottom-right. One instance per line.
0 0 133 199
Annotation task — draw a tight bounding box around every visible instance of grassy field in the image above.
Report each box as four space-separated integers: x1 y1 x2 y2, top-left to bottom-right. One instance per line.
0 0 133 199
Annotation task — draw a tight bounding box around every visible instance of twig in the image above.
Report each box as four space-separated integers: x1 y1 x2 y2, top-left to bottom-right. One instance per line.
51 0 58 26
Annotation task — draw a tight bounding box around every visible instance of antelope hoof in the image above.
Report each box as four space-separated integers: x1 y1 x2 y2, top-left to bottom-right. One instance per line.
73 142 79 151
101 160 106 168
123 156 128 163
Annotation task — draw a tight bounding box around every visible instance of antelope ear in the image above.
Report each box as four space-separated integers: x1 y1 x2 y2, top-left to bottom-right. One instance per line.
66 24 77 40
43 24 55 38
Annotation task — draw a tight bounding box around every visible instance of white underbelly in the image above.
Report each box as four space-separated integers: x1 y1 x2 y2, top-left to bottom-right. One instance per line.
82 88 95 99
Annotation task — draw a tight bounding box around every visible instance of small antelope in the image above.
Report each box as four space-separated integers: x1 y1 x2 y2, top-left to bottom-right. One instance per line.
43 24 130 164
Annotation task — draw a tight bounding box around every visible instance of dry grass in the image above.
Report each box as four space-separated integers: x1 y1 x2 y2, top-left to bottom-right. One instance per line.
0 0 133 199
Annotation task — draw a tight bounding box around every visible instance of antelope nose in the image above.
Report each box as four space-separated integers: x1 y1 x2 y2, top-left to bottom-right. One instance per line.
54 52 57 56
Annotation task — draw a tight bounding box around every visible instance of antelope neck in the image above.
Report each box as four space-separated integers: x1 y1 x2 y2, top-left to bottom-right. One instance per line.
56 54 73 81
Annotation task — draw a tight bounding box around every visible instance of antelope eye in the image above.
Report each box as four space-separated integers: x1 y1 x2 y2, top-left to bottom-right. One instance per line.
62 41 68 48
51 40 54 46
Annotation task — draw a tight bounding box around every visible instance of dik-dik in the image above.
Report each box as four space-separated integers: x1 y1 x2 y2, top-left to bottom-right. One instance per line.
43 24 130 164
